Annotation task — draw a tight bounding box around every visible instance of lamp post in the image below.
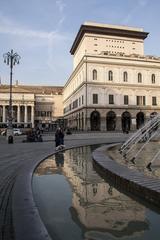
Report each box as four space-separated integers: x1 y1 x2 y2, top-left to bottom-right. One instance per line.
3 49 20 143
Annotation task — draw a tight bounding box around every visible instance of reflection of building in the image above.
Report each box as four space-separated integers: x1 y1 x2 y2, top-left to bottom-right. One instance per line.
63 22 160 131
34 156 62 176
63 146 149 238
0 82 63 130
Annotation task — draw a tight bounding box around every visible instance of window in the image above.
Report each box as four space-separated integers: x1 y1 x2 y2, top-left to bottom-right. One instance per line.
82 95 84 105
136 96 145 106
108 71 113 81
123 71 128 82
138 73 142 83
109 94 114 104
152 74 155 84
93 69 97 80
124 95 129 105
73 99 78 109
152 96 157 106
93 94 98 104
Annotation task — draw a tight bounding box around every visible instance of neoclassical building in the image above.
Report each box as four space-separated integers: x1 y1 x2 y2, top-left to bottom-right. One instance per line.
0 82 63 130
63 22 160 131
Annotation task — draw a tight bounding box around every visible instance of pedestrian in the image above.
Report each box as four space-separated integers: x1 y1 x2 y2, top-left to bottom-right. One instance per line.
55 127 65 150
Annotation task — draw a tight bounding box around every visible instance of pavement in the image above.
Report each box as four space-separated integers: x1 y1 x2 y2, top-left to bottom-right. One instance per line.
0 132 131 240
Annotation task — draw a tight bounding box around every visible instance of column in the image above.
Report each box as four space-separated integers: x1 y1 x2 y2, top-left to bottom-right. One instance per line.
84 112 88 131
3 105 6 123
24 105 28 124
17 105 20 123
31 105 34 128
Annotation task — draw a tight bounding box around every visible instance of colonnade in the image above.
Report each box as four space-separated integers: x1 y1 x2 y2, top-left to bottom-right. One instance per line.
67 111 85 131
65 110 157 131
0 104 34 127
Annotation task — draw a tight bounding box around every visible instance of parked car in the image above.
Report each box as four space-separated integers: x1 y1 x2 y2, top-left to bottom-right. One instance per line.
13 128 23 136
1 128 23 136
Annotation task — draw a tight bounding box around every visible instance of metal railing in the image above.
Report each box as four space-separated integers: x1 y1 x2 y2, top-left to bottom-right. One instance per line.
119 114 160 168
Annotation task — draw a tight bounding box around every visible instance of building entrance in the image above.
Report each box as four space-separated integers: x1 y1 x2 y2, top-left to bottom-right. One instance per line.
122 111 131 133
90 111 101 131
106 111 116 131
136 112 145 129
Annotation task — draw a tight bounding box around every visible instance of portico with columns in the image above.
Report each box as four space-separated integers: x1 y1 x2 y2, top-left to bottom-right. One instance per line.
0 87 35 128
0 84 64 130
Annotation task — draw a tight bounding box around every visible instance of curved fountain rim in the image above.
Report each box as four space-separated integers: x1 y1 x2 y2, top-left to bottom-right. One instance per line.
92 143 160 208
12 141 121 240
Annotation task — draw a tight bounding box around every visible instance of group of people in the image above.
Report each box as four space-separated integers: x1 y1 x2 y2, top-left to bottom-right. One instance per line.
26 128 43 142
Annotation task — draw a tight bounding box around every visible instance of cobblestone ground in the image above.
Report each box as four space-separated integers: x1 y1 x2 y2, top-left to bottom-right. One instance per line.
0 132 130 240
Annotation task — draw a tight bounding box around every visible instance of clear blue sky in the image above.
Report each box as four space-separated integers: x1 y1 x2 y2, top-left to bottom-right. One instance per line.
0 0 160 86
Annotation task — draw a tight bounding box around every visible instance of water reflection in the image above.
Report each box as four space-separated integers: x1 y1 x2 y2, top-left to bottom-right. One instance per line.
33 146 160 240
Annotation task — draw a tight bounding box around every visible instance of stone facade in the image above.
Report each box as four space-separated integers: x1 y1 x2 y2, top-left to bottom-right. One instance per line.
0 84 63 130
63 22 160 131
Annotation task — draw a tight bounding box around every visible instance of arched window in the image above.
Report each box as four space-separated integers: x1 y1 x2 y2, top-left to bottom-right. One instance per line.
123 71 128 82
92 69 97 80
138 73 142 83
108 71 113 81
151 74 155 84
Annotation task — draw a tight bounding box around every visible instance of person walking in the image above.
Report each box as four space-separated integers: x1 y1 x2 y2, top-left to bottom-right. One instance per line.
55 127 65 150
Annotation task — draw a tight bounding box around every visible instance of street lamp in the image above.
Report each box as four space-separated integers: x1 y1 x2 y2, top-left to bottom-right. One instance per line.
3 49 20 143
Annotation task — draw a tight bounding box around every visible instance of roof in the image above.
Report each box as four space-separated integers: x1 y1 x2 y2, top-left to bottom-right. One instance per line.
70 22 149 55
0 85 63 95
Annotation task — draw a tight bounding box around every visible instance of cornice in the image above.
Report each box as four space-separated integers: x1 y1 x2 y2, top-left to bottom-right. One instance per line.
70 24 149 55
64 57 85 89
86 55 160 68
0 85 63 95
63 105 160 117
64 81 160 104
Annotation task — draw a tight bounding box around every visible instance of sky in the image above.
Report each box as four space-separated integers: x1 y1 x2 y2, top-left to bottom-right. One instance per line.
0 0 160 86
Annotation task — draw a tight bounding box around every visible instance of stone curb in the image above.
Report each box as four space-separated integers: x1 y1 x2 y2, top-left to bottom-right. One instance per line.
12 141 121 240
92 144 160 208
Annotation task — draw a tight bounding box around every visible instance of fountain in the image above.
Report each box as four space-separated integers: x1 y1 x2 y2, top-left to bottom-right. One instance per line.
119 114 160 169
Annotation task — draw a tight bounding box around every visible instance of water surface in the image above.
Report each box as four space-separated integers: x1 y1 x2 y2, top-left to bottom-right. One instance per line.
33 145 160 240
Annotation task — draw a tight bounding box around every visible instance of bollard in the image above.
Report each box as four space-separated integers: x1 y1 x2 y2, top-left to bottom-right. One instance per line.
8 135 13 144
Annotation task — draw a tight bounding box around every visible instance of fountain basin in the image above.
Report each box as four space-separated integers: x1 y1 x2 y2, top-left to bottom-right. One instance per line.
92 144 160 208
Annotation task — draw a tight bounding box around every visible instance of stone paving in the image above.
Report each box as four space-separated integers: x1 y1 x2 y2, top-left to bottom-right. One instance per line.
0 132 130 240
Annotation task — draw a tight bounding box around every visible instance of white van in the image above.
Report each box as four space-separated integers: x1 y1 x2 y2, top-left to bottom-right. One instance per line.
13 129 23 136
